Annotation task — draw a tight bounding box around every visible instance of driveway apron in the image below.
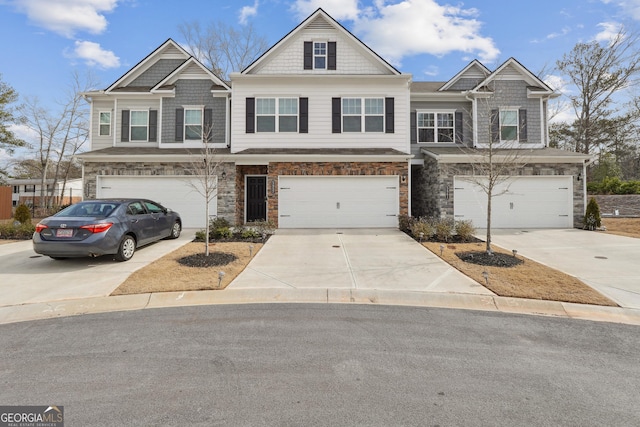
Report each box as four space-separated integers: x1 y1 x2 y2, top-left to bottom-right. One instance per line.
229 228 492 295
0 231 194 307
487 229 640 310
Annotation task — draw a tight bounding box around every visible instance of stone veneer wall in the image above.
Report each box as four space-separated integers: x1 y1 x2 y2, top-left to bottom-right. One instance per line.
591 194 640 217
414 159 585 227
265 162 409 227
83 161 237 224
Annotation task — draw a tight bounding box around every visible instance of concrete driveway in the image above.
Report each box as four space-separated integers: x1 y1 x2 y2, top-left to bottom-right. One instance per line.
488 229 640 310
229 228 492 295
0 231 194 307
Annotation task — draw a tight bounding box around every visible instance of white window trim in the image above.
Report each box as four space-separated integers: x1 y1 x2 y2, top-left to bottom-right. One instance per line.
342 97 385 133
416 109 456 144
499 107 519 142
129 109 149 142
98 111 112 137
256 97 299 133
313 41 327 70
183 106 204 141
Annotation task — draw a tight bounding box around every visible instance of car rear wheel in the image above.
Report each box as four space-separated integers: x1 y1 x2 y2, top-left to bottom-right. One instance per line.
115 235 136 262
169 221 181 239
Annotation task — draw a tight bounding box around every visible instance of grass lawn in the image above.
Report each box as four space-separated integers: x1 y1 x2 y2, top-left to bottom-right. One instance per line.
601 217 640 239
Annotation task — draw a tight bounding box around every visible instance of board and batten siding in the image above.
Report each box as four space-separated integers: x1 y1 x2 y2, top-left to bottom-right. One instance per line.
230 77 410 153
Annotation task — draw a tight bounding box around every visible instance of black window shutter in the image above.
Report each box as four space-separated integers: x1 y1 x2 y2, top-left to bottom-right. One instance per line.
455 111 463 144
519 108 527 142
149 110 158 142
175 108 184 141
304 42 312 70
332 98 341 133
490 109 500 143
328 42 337 70
246 98 255 133
121 110 130 142
385 97 394 134
204 108 213 142
299 98 308 133
410 112 417 144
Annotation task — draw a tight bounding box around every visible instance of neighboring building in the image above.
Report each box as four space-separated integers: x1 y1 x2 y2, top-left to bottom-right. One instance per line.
78 8 590 229
8 178 83 209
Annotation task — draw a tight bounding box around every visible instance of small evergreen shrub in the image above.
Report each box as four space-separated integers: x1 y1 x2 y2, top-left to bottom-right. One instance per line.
398 215 414 233
0 222 35 240
240 228 261 239
455 220 476 242
434 218 455 242
247 220 276 238
409 218 434 240
584 197 601 230
13 204 31 225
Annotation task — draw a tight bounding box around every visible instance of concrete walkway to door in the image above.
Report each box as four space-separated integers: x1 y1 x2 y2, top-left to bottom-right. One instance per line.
228 228 492 295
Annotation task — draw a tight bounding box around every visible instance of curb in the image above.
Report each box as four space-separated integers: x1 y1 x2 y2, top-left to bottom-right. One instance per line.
1 288 639 326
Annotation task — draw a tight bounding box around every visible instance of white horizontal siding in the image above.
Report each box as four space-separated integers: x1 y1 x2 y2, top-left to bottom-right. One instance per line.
91 100 115 151
231 77 410 153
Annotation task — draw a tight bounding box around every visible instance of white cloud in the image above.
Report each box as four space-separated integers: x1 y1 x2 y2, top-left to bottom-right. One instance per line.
594 21 624 44
543 74 571 95
11 0 118 38
605 0 640 20
352 0 500 66
70 40 120 68
239 0 259 25
291 0 359 20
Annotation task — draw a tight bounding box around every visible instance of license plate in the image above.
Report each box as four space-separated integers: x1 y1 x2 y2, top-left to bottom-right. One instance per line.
56 229 73 238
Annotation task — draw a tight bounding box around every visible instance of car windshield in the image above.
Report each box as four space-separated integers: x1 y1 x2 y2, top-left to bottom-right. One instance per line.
55 202 119 217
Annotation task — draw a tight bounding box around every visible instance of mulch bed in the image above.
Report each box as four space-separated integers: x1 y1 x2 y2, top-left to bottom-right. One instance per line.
456 251 523 268
177 252 238 268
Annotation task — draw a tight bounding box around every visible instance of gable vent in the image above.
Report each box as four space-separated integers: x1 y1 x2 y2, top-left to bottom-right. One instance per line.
305 16 333 30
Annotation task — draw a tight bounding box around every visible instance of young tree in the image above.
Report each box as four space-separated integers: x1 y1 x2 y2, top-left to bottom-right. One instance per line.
556 28 640 155
178 20 269 80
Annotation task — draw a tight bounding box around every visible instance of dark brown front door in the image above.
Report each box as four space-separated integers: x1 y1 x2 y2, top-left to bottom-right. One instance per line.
246 176 267 222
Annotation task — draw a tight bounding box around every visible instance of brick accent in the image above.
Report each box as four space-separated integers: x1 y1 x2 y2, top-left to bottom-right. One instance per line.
414 159 585 227
235 165 268 225
265 161 408 226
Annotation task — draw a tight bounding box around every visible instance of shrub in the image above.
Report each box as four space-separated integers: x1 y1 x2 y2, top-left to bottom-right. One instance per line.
195 230 207 241
398 215 414 233
434 218 455 242
409 218 434 240
0 222 35 240
240 228 261 239
214 227 233 239
455 220 476 242
247 220 276 238
13 204 31 225
584 197 601 230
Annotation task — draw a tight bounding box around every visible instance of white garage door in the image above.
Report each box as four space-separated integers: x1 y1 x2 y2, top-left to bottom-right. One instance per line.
97 176 216 228
278 176 399 228
454 176 573 228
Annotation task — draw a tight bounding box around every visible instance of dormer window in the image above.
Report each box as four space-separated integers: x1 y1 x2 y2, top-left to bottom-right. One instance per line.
314 42 327 69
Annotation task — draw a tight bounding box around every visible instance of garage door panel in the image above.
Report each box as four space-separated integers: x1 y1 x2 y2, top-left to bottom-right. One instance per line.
97 176 216 228
454 176 573 229
279 176 398 228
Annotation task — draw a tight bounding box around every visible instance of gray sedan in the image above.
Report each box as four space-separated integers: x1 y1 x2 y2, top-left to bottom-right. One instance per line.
33 199 182 261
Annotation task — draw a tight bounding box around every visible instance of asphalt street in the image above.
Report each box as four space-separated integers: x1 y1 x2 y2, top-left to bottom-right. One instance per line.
1 304 639 426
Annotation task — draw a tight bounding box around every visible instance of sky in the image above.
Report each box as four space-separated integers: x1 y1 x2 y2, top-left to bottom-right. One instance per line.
1 0 640 161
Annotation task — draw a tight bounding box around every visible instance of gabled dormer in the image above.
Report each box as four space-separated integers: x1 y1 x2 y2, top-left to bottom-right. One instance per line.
439 60 491 92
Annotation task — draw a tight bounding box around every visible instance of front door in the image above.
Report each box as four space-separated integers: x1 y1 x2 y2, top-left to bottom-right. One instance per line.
246 176 267 222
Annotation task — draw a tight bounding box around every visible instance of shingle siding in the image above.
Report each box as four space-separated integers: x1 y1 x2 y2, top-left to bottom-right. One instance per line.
161 80 227 144
129 59 185 87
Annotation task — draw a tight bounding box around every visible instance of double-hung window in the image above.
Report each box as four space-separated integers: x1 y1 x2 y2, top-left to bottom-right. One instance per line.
130 110 149 141
314 42 327 69
256 98 298 132
417 111 454 143
342 98 385 133
500 109 518 141
99 111 111 136
184 108 203 140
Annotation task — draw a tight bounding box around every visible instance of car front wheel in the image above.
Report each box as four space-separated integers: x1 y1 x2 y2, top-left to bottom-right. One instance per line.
115 235 136 262
169 221 181 239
